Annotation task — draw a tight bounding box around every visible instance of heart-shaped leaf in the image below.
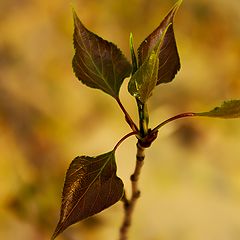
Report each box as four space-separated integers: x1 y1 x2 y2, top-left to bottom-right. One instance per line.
51 151 123 239
138 0 182 85
196 100 240 118
72 11 132 98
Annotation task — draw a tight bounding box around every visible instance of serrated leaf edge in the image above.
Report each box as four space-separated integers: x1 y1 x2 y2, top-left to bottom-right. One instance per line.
73 10 132 98
51 150 123 240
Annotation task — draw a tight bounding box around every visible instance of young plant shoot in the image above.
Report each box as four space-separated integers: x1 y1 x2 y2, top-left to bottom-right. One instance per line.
52 1 240 239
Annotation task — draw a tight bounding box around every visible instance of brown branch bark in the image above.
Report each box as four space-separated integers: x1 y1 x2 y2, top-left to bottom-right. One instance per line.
119 142 145 240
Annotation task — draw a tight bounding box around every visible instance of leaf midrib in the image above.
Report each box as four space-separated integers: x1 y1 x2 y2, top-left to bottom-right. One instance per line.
58 152 115 233
75 23 117 96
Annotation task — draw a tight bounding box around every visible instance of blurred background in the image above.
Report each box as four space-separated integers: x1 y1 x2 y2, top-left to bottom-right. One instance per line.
0 0 240 239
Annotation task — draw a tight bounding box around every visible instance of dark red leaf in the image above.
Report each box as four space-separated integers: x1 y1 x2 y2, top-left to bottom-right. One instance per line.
138 0 182 85
72 11 132 98
51 151 123 239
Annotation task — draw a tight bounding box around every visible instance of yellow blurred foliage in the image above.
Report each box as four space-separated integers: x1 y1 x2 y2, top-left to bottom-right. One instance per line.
0 0 240 239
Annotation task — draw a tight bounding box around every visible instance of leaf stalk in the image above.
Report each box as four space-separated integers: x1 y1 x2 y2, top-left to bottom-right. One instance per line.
113 132 138 152
116 97 139 132
151 112 196 133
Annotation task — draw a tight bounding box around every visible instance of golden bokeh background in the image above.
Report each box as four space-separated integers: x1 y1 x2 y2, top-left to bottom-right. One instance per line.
0 0 240 239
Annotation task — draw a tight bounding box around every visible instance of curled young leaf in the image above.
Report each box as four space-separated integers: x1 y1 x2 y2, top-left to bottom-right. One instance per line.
52 151 123 239
72 11 132 98
196 100 240 118
128 50 159 103
128 24 171 103
138 0 182 85
129 33 138 74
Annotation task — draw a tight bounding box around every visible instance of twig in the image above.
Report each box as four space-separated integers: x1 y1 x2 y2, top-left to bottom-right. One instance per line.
119 141 145 240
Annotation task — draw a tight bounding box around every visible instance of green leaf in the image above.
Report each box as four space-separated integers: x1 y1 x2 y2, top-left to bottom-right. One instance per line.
128 50 159 103
51 151 123 239
196 100 240 118
138 0 182 85
128 24 171 103
129 33 138 74
72 11 132 98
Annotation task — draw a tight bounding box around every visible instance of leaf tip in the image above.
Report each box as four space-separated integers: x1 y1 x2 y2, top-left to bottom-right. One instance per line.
70 3 76 13
129 32 134 54
72 7 77 18
72 8 81 26
51 223 62 240
50 231 57 240
175 0 183 11
168 0 183 21
130 32 133 42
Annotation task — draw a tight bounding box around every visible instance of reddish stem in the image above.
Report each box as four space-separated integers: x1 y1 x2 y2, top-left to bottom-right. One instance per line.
151 112 196 133
116 97 138 132
113 132 137 152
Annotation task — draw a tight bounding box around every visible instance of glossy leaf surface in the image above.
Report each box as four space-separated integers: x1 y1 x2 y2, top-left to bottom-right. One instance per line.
128 25 171 103
72 11 132 98
138 0 181 85
52 151 123 239
196 100 240 118
128 50 159 103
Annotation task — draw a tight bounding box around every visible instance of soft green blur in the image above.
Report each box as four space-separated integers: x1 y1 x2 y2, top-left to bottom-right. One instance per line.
0 0 240 239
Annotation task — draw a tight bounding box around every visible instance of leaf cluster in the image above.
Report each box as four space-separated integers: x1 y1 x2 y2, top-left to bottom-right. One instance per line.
52 1 240 239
